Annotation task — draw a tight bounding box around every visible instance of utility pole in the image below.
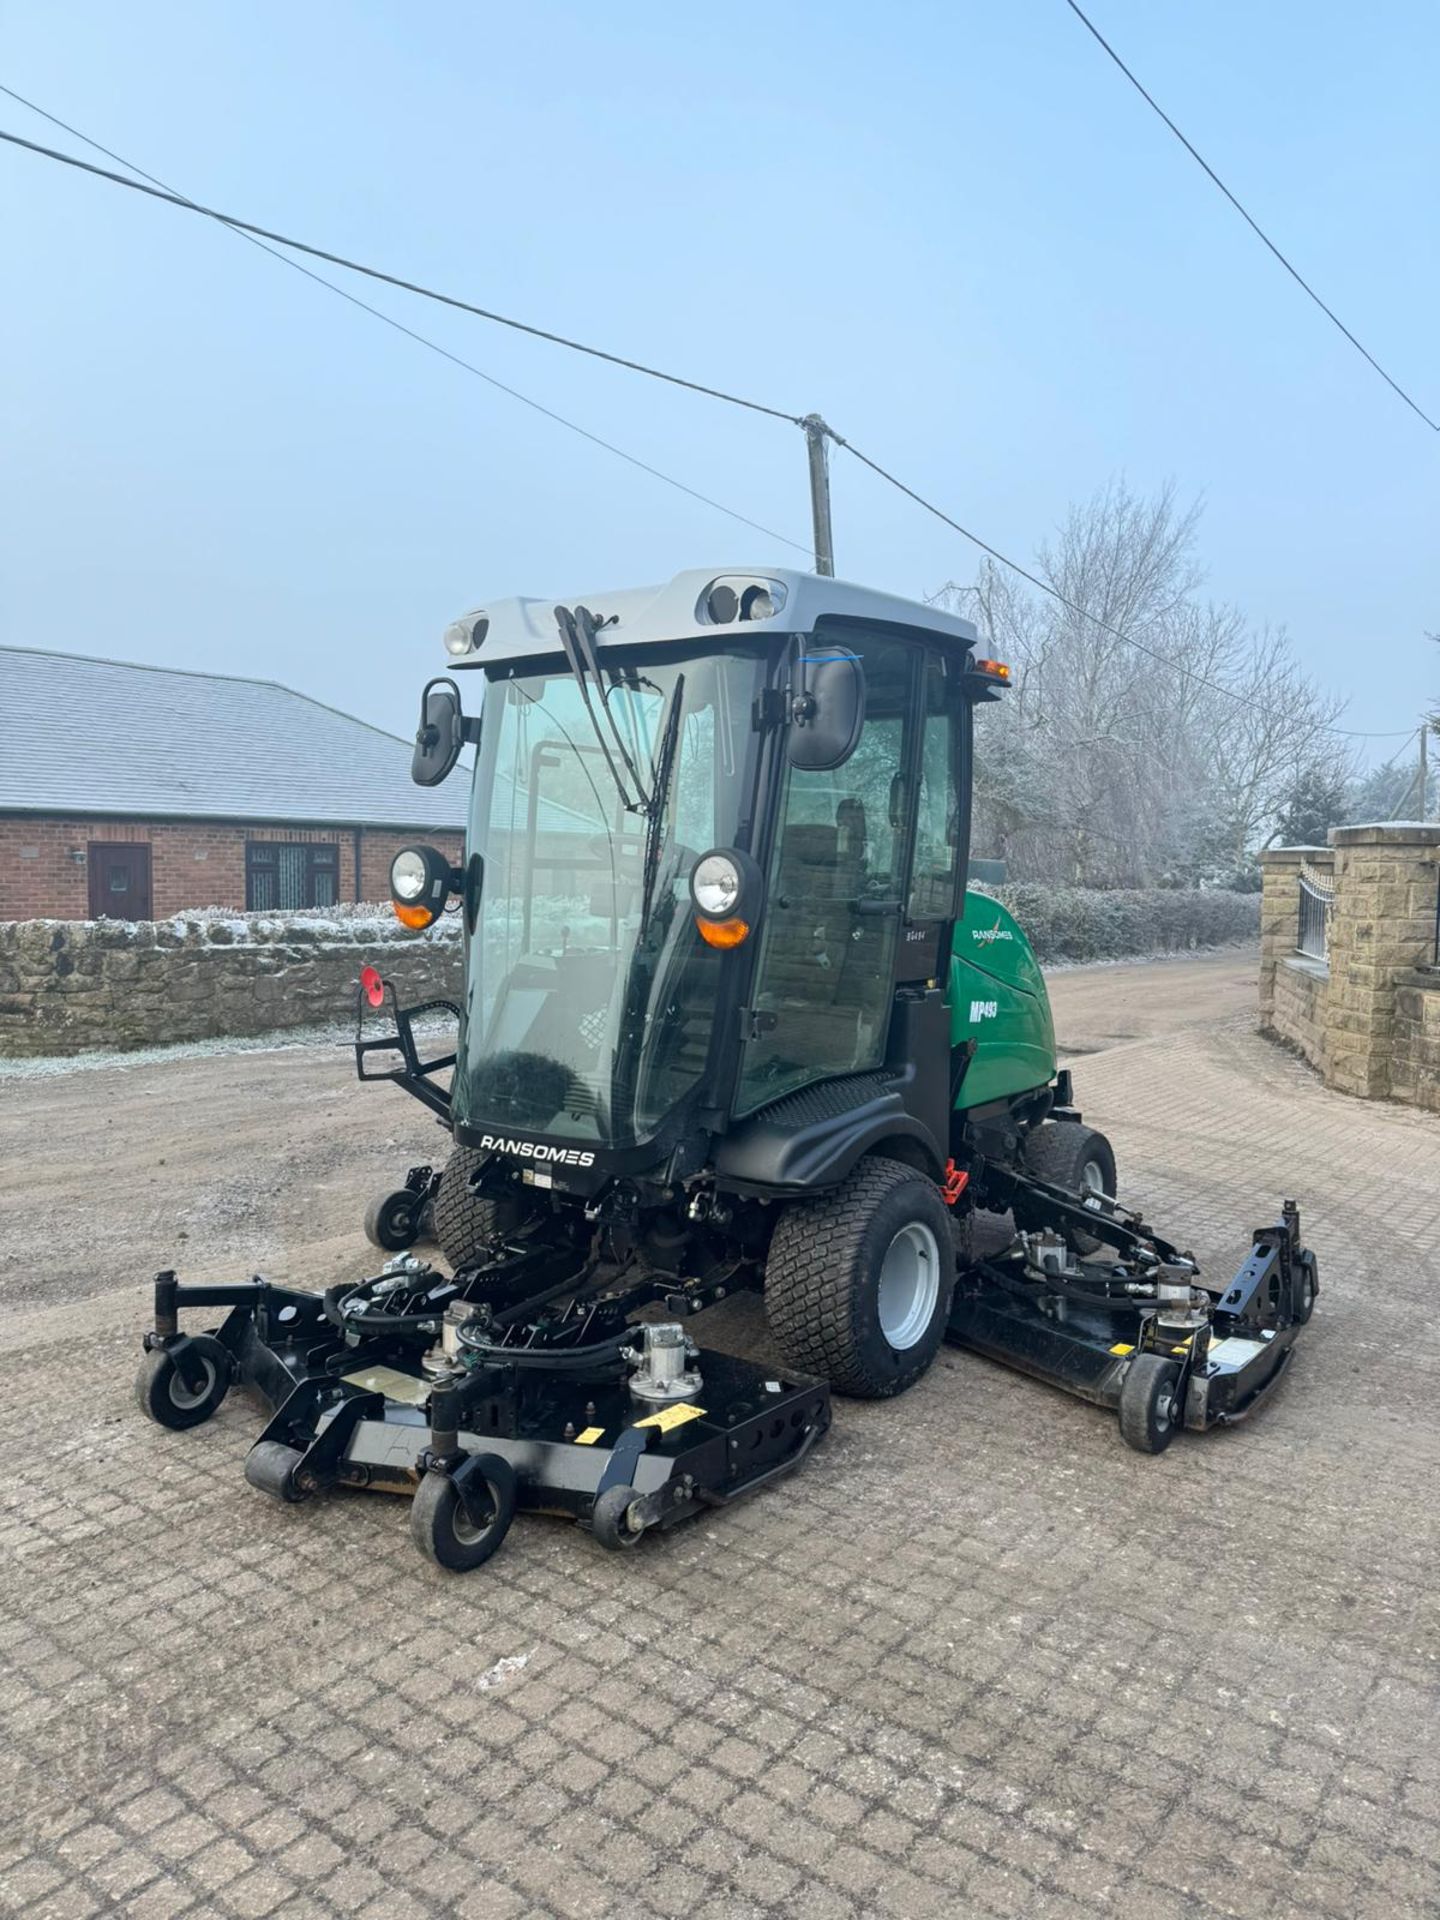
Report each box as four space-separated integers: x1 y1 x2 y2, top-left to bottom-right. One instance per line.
801 414 835 577
1420 722 1429 822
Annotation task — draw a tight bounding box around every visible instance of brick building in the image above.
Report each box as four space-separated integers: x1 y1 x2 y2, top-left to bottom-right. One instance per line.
0 645 466 921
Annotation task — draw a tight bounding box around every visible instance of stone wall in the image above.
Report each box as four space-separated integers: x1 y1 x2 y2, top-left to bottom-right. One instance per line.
1257 845 1328 1039
0 909 463 1058
1270 950 1329 1076
1260 823 1440 1110
1392 972 1440 1113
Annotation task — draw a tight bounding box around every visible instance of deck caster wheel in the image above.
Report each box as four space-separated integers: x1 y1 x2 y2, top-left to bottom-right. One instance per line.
1293 1251 1318 1325
245 1440 309 1502
410 1457 516 1572
590 1484 646 1550
134 1335 231 1430
364 1189 421 1252
1118 1354 1181 1455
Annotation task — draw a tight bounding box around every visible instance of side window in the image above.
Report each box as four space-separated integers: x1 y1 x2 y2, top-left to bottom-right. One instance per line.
737 633 918 1114
908 655 959 920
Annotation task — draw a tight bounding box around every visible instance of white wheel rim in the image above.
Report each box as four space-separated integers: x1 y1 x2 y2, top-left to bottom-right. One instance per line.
167 1357 215 1410
1079 1158 1111 1222
877 1221 942 1351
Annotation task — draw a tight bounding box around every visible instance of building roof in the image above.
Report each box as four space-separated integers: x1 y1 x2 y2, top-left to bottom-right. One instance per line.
0 645 468 830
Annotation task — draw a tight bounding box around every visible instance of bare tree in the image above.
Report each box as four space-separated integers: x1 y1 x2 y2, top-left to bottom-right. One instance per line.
933 480 1350 886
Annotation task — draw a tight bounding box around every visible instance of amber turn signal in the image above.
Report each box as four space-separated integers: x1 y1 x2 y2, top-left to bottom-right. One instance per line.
393 901 439 930
974 658 1011 681
696 915 750 949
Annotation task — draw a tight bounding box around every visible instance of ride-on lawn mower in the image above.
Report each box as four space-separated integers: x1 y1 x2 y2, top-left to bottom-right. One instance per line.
138 568 1316 1571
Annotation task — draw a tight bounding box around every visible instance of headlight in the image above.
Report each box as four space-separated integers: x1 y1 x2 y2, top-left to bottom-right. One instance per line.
443 613 488 657
388 844 454 929
688 846 762 948
390 849 429 902
691 852 742 917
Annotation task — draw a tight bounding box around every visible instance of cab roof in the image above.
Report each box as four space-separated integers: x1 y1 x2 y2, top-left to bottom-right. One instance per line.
443 566 980 669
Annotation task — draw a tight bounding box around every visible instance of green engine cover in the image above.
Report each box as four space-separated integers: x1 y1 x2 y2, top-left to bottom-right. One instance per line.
949 892 1057 1110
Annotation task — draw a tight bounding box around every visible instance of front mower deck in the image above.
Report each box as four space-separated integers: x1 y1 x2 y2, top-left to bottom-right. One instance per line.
137 1265 830 1573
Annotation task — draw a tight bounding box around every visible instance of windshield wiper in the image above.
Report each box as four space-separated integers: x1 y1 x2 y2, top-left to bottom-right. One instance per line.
638 673 685 933
553 603 652 814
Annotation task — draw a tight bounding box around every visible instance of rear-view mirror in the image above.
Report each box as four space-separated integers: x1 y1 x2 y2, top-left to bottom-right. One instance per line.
412 678 464 787
786 645 865 771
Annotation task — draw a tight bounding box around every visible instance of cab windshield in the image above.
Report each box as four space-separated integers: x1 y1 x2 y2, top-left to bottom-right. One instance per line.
454 646 764 1148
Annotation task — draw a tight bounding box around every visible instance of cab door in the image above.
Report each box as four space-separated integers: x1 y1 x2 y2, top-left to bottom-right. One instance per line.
897 651 966 984
737 632 919 1114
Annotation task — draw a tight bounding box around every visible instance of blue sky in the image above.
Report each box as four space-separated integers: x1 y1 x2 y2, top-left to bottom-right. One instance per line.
2 1 1435 757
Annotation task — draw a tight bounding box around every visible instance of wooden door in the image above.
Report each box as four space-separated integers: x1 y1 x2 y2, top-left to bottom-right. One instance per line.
88 843 153 920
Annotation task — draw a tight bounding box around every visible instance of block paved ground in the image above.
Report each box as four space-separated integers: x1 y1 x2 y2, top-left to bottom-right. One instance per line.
2 950 1437 1920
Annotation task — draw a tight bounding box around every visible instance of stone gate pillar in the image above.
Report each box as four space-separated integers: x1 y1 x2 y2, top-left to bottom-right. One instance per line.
1325 823 1440 1099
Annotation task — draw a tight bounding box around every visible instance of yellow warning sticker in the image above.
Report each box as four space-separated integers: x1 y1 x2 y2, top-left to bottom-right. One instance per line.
633 1402 706 1433
1170 1342 1192 1355
1109 1342 1135 1356
574 1426 605 1446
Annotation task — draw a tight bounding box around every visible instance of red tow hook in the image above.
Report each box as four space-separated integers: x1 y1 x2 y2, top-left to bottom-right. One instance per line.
941 1160 970 1207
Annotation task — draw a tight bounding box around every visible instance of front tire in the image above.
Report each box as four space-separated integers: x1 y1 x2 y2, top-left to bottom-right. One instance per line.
1118 1354 1181 1454
590 1484 645 1550
432 1147 501 1272
363 1188 420 1252
1292 1250 1318 1325
765 1156 955 1398
410 1457 516 1572
134 1335 231 1430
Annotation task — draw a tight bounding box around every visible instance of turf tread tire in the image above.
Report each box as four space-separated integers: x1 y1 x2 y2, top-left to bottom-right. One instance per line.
432 1147 501 1272
765 1155 953 1400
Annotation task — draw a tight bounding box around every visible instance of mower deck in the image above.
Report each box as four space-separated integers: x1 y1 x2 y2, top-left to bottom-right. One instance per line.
137 1267 830 1572
946 1191 1316 1450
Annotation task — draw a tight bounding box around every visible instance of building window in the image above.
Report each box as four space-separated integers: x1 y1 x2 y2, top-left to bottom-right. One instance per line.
245 841 340 910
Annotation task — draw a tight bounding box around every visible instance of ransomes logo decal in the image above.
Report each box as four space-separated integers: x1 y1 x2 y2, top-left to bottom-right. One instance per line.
480 1135 596 1168
969 999 999 1022
972 921 1014 945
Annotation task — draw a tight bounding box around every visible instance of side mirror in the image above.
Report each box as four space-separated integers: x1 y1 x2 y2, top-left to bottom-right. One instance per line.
412 678 465 787
786 644 865 771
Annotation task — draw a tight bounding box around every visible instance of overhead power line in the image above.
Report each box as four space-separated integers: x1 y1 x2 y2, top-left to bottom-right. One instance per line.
827 432 1411 740
0 125 800 424
0 101 808 554
1061 0 1439 434
0 110 1414 742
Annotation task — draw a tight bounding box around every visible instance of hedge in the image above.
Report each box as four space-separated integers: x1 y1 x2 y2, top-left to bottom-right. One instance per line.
972 884 1259 964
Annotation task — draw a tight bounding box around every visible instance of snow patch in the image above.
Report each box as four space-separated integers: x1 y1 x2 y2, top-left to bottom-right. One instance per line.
475 1650 534 1692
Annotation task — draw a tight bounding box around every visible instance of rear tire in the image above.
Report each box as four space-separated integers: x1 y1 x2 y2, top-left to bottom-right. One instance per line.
1016 1122 1117 1254
432 1147 501 1272
765 1156 955 1399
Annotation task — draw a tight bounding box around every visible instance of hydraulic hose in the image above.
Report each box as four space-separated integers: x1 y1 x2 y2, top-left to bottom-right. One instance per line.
982 1261 1154 1314
456 1330 632 1369
322 1281 449 1337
